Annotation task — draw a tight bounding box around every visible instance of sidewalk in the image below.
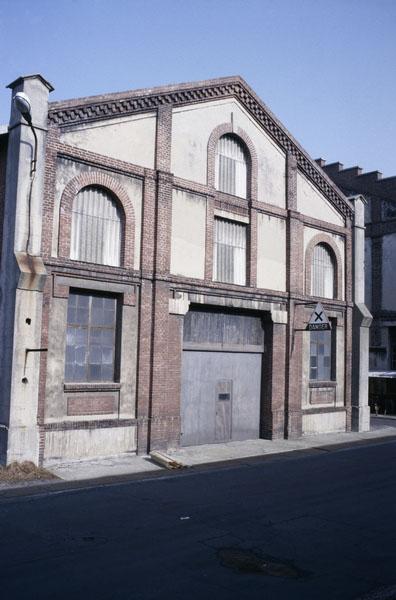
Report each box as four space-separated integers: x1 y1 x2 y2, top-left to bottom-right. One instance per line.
1 417 396 493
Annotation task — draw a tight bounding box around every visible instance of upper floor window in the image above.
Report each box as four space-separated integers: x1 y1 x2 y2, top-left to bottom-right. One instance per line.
214 218 246 286
215 135 247 198
311 243 335 299
70 186 122 266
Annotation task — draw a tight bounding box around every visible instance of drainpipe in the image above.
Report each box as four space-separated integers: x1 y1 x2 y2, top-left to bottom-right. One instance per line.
350 194 372 431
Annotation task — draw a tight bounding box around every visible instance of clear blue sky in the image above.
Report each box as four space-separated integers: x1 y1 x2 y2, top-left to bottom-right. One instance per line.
1 0 395 175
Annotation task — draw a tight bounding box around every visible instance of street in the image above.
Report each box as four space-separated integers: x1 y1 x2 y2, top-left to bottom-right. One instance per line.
1 439 396 599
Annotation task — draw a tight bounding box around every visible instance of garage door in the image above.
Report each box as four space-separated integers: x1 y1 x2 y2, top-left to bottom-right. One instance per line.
181 308 264 447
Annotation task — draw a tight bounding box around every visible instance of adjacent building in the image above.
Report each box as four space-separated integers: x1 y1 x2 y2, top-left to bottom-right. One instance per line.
0 74 370 465
320 160 396 414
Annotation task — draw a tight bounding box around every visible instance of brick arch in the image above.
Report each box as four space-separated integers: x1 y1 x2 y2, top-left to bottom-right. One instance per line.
207 123 258 202
305 233 343 300
58 171 135 268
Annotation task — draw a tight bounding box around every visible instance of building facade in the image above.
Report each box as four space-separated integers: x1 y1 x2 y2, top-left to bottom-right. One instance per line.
0 75 370 466
318 160 396 374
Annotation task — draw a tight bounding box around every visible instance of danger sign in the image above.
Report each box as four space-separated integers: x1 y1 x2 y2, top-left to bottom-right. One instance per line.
307 303 331 331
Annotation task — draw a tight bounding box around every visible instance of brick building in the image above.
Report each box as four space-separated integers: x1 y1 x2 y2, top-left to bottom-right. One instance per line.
0 74 370 466
318 160 396 374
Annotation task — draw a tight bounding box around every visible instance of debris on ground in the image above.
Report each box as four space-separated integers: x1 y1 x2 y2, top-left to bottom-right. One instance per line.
149 451 185 470
0 461 58 482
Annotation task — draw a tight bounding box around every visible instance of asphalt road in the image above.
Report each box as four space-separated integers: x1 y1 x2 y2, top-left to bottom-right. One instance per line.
1 440 396 600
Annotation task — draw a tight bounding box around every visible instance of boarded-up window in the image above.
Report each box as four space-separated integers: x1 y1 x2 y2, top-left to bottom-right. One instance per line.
215 135 247 198
70 186 122 266
311 243 335 299
214 218 246 285
310 329 334 381
65 291 117 382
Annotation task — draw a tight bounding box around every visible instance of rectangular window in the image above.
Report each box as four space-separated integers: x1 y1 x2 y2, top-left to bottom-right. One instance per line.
389 328 396 370
214 218 246 285
309 327 335 381
65 291 118 382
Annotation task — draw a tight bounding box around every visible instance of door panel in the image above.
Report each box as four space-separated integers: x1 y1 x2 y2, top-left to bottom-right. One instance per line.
181 351 262 447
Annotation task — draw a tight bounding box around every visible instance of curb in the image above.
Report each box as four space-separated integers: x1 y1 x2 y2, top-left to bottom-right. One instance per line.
1 433 396 502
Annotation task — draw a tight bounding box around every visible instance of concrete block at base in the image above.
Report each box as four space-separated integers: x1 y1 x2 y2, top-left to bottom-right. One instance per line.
302 411 346 435
352 405 370 432
43 426 136 463
7 425 40 464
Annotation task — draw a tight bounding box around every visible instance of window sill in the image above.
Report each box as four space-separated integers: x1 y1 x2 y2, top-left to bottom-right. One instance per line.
309 381 337 388
64 382 121 393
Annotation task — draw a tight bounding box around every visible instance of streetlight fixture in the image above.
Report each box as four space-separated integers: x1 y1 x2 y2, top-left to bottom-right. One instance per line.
13 91 37 175
13 91 38 253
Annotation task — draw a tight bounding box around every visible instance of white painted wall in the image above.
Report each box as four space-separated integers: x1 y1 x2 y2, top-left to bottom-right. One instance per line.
382 234 396 310
171 99 286 208
256 213 286 291
302 411 346 435
60 113 156 168
303 226 345 300
297 172 344 227
170 189 206 279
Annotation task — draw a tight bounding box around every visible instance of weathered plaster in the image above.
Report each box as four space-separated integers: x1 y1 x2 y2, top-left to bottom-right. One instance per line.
297 172 344 227
60 113 156 168
256 213 286 291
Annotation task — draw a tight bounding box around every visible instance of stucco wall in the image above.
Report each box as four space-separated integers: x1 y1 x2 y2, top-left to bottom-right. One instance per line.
52 158 143 270
303 226 345 300
171 99 286 207
297 172 345 227
44 425 136 462
302 410 346 435
256 213 286 291
382 234 396 310
170 189 206 279
60 113 156 168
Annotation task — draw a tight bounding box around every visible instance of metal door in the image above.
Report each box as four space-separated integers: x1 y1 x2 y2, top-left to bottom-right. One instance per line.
181 350 262 446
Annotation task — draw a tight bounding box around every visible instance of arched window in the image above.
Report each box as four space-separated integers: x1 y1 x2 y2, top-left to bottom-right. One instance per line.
215 135 247 198
70 186 122 266
311 243 335 299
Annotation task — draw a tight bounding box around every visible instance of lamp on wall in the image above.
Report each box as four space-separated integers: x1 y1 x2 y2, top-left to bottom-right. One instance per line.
13 91 37 175
13 91 38 253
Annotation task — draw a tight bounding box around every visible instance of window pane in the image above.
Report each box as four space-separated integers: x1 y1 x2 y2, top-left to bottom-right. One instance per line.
214 218 246 285
216 135 247 198
64 292 117 383
312 244 335 299
310 329 333 381
70 186 122 266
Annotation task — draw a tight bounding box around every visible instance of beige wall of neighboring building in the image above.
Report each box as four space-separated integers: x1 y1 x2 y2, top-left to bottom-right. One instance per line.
60 113 157 168
171 99 286 207
297 171 345 227
382 234 396 310
256 213 286 291
170 189 207 279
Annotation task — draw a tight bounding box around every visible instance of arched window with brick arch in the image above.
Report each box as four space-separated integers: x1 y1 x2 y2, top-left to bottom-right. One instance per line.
215 134 248 198
59 172 135 270
70 185 122 267
311 243 336 299
305 235 343 301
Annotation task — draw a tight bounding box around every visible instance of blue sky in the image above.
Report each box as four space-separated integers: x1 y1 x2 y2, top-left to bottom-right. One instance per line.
1 0 395 175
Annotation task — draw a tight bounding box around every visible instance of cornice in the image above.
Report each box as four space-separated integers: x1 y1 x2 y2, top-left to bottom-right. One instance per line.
47 77 353 219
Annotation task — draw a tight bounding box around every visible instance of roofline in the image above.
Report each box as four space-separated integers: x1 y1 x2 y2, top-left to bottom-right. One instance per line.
7 74 54 92
48 75 245 109
47 75 354 219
